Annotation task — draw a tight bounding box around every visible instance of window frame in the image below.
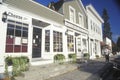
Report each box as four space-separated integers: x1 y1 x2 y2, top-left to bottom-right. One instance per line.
45 30 50 52
5 19 28 53
67 34 74 52
53 31 63 52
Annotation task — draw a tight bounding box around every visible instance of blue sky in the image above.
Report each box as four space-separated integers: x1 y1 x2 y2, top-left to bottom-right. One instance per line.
35 0 120 43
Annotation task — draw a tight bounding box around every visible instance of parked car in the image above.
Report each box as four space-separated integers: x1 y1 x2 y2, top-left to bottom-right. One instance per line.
112 55 120 70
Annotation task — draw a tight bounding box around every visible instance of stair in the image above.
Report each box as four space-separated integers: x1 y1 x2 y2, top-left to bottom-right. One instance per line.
31 59 53 66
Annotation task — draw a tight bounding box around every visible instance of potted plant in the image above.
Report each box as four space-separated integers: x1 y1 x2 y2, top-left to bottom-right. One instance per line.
4 62 11 80
54 54 65 64
83 53 90 62
68 53 76 63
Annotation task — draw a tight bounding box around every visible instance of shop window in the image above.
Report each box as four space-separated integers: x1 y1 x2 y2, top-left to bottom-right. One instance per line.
45 30 50 52
53 31 63 52
67 34 74 52
5 19 28 53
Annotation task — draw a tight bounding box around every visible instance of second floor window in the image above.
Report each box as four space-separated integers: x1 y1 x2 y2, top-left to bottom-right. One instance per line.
69 6 75 23
78 13 83 27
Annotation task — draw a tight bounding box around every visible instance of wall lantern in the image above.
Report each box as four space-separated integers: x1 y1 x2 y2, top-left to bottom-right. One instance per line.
65 29 68 35
2 12 7 22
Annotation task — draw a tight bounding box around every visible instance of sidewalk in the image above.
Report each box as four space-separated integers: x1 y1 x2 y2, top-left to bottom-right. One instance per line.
47 58 106 80
15 57 109 80
15 62 78 80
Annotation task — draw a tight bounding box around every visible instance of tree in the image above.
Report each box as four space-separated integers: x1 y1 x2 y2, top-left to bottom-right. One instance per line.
102 8 112 40
117 36 120 51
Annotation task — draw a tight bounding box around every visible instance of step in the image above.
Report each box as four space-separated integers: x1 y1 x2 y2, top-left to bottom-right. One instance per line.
31 59 53 66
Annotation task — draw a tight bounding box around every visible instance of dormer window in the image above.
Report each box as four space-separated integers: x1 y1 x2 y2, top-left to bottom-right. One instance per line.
69 6 76 23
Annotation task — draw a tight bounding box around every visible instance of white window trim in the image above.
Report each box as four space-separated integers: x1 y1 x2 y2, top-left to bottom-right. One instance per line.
78 12 84 27
69 6 76 23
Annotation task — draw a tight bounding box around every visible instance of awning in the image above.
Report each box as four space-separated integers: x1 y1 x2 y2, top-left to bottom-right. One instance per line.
32 19 50 27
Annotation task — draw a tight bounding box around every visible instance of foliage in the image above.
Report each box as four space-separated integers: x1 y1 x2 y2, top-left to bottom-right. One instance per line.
5 56 29 77
5 56 13 66
117 37 120 52
96 55 99 58
54 54 65 64
83 53 90 60
68 53 76 63
102 8 112 40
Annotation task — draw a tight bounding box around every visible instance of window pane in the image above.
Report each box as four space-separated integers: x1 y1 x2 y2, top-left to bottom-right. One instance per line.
22 46 27 52
6 45 13 52
14 45 21 52
22 31 28 37
8 24 15 28
6 36 14 44
7 28 14 36
23 27 28 31
15 29 21 37
16 25 22 30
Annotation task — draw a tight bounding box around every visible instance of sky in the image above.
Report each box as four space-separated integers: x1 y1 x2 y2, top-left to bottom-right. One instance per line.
35 0 120 43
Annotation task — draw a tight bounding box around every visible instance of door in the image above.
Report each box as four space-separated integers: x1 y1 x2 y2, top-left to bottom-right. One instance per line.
76 37 81 58
32 27 42 58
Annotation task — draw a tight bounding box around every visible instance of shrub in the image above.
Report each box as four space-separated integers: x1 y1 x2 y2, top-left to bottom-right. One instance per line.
54 54 65 64
5 56 13 66
68 53 76 63
83 53 90 60
96 55 99 58
5 56 29 76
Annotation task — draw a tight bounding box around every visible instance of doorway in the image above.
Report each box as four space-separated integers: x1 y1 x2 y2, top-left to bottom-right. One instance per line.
76 37 81 58
32 27 42 58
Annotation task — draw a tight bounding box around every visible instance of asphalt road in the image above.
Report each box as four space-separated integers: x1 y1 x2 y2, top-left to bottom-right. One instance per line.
46 60 106 80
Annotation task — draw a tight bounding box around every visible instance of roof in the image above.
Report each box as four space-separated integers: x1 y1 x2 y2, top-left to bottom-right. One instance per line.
86 4 104 23
48 0 87 16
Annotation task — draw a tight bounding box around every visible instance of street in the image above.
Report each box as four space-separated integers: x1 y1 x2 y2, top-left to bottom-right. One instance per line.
47 56 120 80
46 59 106 80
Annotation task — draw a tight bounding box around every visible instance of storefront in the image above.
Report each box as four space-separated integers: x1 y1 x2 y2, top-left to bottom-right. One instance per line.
65 19 88 59
0 4 66 72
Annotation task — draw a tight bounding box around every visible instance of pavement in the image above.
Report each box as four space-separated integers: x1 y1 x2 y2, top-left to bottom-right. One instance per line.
46 58 106 80
1 56 114 80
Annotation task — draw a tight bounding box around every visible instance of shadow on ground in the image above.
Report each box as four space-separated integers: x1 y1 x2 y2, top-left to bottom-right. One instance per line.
77 57 120 80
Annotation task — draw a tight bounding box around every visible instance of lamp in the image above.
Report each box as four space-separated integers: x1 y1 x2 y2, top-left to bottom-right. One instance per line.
2 12 7 22
65 29 68 35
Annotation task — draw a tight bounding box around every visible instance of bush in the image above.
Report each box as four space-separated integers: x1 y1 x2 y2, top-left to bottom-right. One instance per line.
54 54 65 64
5 56 29 76
5 56 13 66
96 55 99 58
83 53 90 60
68 53 76 63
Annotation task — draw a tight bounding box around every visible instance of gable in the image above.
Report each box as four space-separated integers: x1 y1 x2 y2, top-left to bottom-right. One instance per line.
63 0 87 29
